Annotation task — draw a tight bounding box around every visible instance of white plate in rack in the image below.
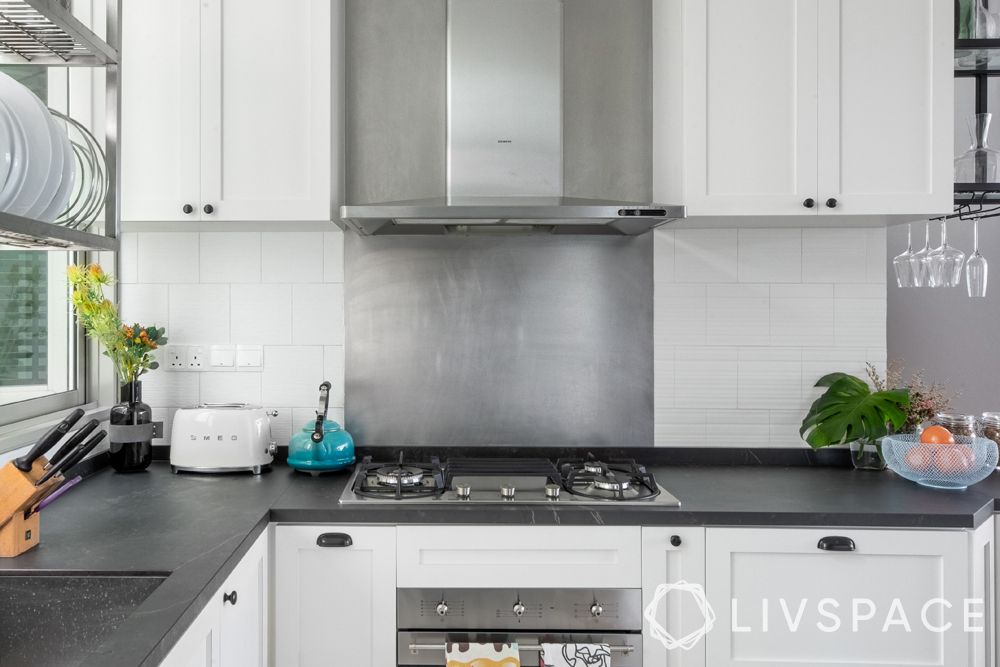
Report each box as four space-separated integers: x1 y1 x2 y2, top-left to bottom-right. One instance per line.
36 111 75 223
0 98 27 213
0 72 53 218
0 98 16 206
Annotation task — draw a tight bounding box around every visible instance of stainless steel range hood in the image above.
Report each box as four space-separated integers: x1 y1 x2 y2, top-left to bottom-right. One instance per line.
340 0 684 236
341 197 684 236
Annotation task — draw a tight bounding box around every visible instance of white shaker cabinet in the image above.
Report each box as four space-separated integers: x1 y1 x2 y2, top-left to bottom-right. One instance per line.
274 525 396 667
641 527 707 667
703 524 993 667
653 0 953 221
122 0 340 222
161 529 269 667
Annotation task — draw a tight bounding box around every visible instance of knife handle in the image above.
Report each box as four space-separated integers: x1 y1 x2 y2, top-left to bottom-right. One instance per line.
35 430 106 487
14 408 86 472
44 419 100 470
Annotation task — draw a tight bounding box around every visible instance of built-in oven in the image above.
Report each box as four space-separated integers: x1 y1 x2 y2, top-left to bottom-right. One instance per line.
396 588 642 666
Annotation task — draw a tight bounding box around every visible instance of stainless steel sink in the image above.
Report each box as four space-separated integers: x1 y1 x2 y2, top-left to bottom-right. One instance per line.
0 574 167 667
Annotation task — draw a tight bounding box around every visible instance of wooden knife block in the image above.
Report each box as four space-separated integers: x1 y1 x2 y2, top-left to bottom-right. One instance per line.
0 459 59 557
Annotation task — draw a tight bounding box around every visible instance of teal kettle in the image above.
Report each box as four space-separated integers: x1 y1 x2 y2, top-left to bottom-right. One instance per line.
287 381 355 474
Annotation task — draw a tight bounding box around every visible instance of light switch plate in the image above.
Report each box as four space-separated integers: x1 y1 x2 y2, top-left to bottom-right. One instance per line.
209 345 236 370
237 345 264 370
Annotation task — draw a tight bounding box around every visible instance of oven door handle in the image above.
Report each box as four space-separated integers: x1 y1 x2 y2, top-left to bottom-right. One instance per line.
408 643 635 655
316 532 353 547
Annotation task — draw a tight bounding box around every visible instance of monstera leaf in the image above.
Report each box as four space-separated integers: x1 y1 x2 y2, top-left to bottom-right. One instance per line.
800 373 910 449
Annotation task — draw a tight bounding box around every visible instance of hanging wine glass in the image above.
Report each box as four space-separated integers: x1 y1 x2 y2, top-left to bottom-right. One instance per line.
925 219 967 288
967 216 989 298
893 223 916 287
909 221 932 287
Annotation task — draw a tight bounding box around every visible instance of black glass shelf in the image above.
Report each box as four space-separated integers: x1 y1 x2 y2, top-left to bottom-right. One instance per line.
956 39 1000 73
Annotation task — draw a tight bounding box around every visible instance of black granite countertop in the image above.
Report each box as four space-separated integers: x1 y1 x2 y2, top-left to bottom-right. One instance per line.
4 461 1000 666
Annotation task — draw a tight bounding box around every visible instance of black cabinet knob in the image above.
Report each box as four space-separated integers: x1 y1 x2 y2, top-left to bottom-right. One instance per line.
825 198 838 209
223 590 238 605
803 198 815 209
670 535 682 547
203 204 215 215
182 204 193 214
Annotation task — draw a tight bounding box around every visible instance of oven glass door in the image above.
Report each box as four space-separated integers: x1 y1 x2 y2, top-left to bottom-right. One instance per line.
397 631 642 666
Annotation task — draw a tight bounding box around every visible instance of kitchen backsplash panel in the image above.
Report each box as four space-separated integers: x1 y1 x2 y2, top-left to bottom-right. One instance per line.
654 227 888 447
119 230 346 449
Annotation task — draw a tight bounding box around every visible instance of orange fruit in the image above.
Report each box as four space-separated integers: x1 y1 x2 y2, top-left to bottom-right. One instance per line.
920 425 955 445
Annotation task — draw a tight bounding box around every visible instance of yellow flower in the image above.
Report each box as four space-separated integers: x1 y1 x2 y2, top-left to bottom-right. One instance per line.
66 265 83 282
88 265 105 280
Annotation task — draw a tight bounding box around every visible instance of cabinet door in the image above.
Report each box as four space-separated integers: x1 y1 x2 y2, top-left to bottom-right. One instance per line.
275 525 395 667
705 527 971 667
679 0 819 216
396 525 641 588
641 527 707 667
120 0 202 222
817 0 952 216
220 530 268 667
160 598 221 667
198 0 336 221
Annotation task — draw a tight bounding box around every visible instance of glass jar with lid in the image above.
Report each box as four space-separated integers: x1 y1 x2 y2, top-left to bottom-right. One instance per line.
931 413 979 438
981 413 1000 447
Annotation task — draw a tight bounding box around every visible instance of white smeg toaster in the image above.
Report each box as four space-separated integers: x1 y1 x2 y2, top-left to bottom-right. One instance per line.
170 403 278 474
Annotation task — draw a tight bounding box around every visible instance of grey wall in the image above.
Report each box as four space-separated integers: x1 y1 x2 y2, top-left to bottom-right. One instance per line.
887 221 1000 414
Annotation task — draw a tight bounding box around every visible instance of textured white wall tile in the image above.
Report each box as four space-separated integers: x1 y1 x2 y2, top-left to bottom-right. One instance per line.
769 410 807 447
834 297 886 348
120 233 139 283
200 232 261 283
738 347 803 410
292 284 345 345
674 229 738 283
654 409 707 446
231 284 293 344
801 347 872 399
653 229 675 283
834 283 887 300
707 410 770 445
654 284 707 346
706 285 769 346
866 228 888 284
654 346 675 409
770 284 834 300
323 345 346 407
168 284 230 344
770 294 834 347
262 231 323 283
154 407 178 444
137 233 200 283
324 231 345 283
674 347 738 409
141 370 198 407
261 346 326 406
802 228 870 283
120 284 169 327
738 228 801 283
200 371 262 404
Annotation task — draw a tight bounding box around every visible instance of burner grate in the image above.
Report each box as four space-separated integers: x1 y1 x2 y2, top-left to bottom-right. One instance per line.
352 454 446 500
557 457 660 501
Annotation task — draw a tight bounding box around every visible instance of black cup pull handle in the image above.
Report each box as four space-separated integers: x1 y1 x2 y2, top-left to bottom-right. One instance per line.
817 536 856 552
223 590 237 605
317 532 353 548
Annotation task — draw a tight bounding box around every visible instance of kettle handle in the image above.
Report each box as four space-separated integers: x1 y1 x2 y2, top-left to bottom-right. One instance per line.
312 382 333 443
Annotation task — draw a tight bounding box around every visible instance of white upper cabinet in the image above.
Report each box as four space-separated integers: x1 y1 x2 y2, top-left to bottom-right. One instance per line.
653 0 953 220
122 0 340 222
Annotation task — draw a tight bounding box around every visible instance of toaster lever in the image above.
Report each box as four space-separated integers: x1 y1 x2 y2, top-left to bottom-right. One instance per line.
312 382 333 443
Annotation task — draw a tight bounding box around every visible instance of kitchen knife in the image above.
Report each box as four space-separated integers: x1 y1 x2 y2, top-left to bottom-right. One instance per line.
34 429 106 487
43 419 100 470
34 475 82 512
13 408 86 472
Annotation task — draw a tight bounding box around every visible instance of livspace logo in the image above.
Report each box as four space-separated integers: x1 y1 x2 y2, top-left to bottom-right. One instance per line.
644 584 986 651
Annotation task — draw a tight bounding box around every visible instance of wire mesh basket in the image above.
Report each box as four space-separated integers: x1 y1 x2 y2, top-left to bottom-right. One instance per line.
882 434 998 490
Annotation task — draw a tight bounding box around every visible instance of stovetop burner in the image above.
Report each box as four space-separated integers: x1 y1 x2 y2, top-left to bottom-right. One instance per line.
341 453 679 506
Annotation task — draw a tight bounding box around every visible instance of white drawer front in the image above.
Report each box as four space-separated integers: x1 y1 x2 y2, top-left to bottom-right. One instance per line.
397 526 641 588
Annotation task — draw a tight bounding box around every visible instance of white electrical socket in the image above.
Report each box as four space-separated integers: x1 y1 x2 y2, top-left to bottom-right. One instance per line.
166 346 187 370
187 346 205 370
166 344 259 371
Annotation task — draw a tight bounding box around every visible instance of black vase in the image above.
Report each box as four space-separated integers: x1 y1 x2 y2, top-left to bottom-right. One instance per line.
109 380 153 473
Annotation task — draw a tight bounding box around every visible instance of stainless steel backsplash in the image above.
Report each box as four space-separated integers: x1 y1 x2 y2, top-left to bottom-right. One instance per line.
345 234 653 446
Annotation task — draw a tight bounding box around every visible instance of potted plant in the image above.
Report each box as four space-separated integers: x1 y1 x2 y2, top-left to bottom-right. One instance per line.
800 371 910 470
68 264 167 472
867 361 954 433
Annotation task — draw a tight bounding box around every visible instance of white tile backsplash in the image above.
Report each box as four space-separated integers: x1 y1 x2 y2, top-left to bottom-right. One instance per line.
655 226 886 447
121 229 346 430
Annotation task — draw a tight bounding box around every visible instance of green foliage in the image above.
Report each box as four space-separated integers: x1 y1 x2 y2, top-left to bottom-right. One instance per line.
800 373 910 449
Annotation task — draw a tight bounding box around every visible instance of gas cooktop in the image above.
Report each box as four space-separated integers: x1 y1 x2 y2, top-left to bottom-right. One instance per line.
337 454 681 506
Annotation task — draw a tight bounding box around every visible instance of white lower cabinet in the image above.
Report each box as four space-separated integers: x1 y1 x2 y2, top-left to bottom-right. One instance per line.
161 529 270 667
274 525 396 667
641 527 707 667
703 524 994 667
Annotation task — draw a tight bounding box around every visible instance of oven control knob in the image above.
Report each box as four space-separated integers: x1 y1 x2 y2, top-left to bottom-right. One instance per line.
545 484 561 500
513 601 526 617
436 601 449 617
500 485 516 500
590 602 604 618
456 483 471 500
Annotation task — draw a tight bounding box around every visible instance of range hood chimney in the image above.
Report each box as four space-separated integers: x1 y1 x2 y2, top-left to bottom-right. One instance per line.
340 0 684 236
